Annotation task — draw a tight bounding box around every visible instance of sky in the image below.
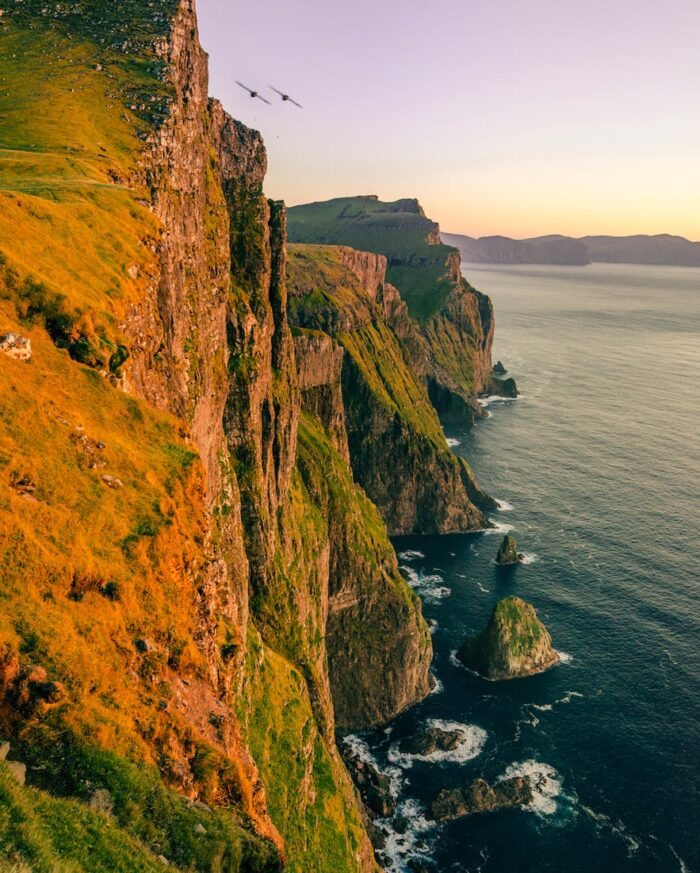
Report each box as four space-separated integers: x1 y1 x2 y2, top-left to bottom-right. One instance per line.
197 0 700 240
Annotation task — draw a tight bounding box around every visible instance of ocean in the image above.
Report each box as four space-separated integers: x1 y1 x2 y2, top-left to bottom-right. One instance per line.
342 262 700 873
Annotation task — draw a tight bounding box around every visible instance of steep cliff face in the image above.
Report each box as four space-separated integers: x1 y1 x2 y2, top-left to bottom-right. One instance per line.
287 196 496 420
0 2 434 871
287 245 493 535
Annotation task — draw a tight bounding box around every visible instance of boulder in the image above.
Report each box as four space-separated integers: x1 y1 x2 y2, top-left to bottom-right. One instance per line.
398 725 463 757
5 760 26 785
493 376 518 398
496 534 522 566
0 741 9 762
89 788 114 815
429 776 532 821
344 749 397 818
0 333 32 362
456 596 559 680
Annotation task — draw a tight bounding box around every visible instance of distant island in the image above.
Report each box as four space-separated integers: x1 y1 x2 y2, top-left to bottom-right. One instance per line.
441 232 700 267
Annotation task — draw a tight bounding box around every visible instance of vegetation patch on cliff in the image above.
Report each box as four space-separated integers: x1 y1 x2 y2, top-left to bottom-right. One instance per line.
287 197 458 322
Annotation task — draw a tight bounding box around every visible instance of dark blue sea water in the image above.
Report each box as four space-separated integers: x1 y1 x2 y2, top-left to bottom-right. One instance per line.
343 262 700 873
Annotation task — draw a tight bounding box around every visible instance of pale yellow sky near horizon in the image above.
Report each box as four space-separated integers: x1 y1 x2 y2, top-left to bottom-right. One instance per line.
200 0 700 243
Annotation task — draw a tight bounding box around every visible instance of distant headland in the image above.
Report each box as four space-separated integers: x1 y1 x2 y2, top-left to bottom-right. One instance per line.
442 232 700 267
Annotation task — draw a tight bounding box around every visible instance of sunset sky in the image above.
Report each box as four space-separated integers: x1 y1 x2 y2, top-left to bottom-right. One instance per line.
198 0 700 240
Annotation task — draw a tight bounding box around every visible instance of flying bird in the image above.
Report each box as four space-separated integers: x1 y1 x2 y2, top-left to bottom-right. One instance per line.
236 81 271 104
270 86 303 108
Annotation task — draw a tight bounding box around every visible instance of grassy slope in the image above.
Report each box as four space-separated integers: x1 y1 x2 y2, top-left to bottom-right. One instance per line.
287 197 458 322
0 9 379 873
0 7 273 871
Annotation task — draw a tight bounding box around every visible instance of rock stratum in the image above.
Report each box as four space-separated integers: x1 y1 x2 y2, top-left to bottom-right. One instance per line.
457 597 559 680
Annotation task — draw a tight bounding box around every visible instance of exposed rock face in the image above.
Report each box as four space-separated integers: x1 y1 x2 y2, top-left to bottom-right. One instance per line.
343 746 397 818
398 725 464 756
1 2 437 871
0 333 31 361
488 375 519 398
294 332 350 461
493 360 507 376
287 244 494 535
287 196 497 421
457 596 559 680
429 776 533 821
496 534 522 566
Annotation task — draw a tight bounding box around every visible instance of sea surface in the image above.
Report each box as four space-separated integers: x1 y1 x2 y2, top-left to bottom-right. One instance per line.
342 262 700 873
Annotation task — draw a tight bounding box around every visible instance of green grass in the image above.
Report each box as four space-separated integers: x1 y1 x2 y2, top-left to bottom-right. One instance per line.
287 196 459 322
0 741 279 873
240 632 370 873
287 244 447 449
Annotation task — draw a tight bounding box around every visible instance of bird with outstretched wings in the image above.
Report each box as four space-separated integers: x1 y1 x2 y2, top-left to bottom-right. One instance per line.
236 81 271 104
270 86 303 108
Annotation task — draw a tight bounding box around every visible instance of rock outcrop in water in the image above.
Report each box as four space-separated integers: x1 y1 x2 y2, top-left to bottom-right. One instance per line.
493 360 507 376
457 597 559 680
496 534 522 566
429 776 533 821
398 725 464 756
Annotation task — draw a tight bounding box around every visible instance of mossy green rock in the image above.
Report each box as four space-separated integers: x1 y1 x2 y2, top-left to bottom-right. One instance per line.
457 597 559 680
496 534 521 565
429 776 533 821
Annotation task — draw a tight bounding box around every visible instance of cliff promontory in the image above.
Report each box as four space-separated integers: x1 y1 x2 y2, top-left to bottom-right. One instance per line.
287 196 496 423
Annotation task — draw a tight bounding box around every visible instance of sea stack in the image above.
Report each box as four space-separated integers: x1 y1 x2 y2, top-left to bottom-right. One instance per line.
492 376 519 398
457 596 559 680
496 534 522 565
493 360 507 376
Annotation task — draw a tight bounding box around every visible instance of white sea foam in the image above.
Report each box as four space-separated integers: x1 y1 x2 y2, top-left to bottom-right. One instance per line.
557 650 574 664
476 580 489 593
581 805 642 857
519 552 539 565
449 649 461 668
495 498 514 511
342 735 407 801
669 844 690 873
483 519 515 535
478 394 520 408
387 719 488 769
376 797 437 873
400 566 451 603
397 549 425 562
428 618 439 635
446 437 461 447
498 760 564 817
429 675 444 695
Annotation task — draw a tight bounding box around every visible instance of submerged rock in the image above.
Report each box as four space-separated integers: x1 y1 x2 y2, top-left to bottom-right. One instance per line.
398 725 463 756
457 596 559 680
429 776 532 821
496 534 523 566
493 360 507 376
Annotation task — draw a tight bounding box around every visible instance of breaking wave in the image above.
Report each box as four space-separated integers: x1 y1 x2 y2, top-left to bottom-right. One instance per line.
387 719 488 768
